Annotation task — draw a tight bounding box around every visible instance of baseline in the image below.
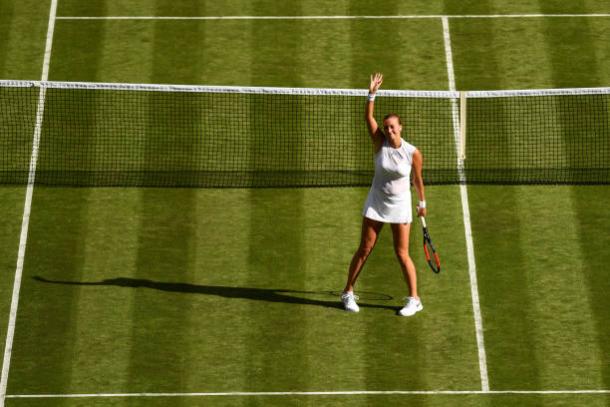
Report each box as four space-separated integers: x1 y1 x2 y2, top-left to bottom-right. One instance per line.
55 14 610 20
6 389 610 398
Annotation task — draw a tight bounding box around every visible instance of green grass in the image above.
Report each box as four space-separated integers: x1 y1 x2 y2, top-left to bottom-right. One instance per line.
0 188 26 370
0 0 49 80
40 17 458 187
49 19 449 88
1 1 610 406
470 186 610 390
56 0 610 17
450 17 610 89
9 187 478 393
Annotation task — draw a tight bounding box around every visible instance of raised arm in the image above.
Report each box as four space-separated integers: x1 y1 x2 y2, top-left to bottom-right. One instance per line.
411 149 427 217
366 73 384 151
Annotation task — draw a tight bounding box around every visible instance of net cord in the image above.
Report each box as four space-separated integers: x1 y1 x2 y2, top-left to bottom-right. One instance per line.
1 80 609 98
0 80 455 98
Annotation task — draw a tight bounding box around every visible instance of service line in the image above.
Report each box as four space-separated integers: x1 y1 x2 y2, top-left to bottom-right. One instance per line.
55 14 610 20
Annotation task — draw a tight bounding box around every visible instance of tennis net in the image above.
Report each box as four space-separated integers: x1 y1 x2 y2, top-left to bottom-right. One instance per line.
1 81 608 187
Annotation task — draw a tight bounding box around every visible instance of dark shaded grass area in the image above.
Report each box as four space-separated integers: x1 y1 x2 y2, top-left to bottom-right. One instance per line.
0 188 26 378
571 187 610 392
8 189 91 394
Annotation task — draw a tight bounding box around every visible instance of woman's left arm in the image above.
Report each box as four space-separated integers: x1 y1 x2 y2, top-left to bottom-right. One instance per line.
412 149 427 217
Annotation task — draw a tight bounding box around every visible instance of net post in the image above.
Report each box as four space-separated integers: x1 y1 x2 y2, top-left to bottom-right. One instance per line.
459 91 467 160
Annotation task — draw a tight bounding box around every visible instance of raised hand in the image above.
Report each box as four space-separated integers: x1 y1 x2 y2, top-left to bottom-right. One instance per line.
369 73 383 94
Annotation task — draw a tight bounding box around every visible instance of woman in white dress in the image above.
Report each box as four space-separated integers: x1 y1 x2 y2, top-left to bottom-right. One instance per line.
341 73 427 317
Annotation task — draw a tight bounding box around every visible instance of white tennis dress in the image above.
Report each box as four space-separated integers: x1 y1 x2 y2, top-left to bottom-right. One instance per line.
362 138 417 224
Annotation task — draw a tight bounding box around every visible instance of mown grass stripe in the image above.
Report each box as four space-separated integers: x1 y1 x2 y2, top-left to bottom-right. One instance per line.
570 186 610 394
540 7 606 87
0 0 15 76
129 198 197 392
246 189 308 391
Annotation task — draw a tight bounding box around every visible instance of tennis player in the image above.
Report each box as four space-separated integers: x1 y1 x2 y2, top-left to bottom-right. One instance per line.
341 73 427 317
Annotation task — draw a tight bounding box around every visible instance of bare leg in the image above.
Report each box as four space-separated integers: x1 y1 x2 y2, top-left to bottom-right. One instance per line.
343 217 383 293
390 222 418 299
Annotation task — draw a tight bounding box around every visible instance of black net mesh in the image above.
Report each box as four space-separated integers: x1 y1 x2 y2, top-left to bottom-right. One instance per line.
1 82 608 187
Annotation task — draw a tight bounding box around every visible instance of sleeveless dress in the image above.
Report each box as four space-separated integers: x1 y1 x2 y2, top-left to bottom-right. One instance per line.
362 138 417 224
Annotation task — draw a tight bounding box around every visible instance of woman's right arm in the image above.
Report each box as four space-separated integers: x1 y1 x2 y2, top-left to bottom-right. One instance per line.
366 73 384 152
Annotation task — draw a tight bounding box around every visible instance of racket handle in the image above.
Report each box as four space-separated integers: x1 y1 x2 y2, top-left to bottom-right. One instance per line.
420 216 427 228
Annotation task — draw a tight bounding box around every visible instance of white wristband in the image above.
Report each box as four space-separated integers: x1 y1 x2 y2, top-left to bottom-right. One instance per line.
418 200 426 209
368 93 376 102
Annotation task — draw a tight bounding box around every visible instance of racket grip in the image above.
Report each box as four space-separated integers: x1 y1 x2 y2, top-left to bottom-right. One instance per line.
420 217 427 228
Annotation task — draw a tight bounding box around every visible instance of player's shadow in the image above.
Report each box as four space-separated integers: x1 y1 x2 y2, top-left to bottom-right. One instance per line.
33 276 397 311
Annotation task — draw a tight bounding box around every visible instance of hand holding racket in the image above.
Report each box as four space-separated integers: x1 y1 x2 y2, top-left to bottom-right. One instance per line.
420 217 441 273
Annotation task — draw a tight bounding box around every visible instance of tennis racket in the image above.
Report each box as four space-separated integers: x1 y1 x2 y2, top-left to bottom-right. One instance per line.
420 217 441 273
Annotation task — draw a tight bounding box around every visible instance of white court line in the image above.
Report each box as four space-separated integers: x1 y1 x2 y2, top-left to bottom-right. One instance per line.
0 1 58 406
5 389 610 398
55 14 610 20
442 17 490 392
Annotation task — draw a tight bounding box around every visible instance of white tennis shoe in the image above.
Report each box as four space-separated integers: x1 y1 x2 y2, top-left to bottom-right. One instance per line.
398 297 423 317
341 292 360 313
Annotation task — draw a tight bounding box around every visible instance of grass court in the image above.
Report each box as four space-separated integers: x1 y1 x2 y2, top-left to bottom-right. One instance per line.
0 1 609 406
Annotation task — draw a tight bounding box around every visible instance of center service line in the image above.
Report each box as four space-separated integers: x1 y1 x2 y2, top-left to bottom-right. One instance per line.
441 16 490 393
